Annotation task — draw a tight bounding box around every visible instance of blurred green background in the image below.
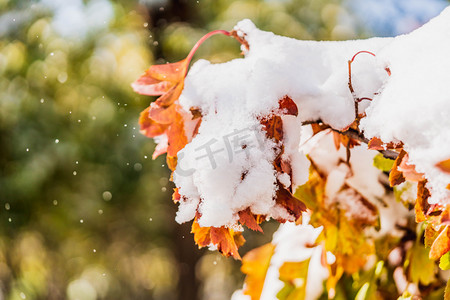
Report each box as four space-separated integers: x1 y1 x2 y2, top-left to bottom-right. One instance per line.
0 0 446 299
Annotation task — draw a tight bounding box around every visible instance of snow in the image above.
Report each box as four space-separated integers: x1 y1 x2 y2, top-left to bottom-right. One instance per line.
360 6 450 204
171 7 450 227
174 19 391 227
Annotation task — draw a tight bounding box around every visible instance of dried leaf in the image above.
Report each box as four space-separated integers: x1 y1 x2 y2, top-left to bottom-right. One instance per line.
276 186 306 221
278 96 298 116
389 149 406 187
415 180 431 223
261 115 284 142
241 243 276 300
397 152 424 182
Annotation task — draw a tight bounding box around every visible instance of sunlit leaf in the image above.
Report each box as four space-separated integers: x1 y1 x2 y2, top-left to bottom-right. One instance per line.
242 243 276 300
373 153 394 172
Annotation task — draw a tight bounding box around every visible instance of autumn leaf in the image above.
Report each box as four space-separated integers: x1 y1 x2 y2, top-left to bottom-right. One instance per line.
191 218 212 247
276 186 306 222
408 241 436 285
139 106 169 138
397 152 424 182
166 111 188 157
260 115 284 143
415 180 431 223
238 208 263 232
277 259 311 300
241 243 276 300
437 158 450 174
278 96 298 116
191 218 245 260
429 225 450 260
389 150 406 187
368 137 402 151
210 227 245 260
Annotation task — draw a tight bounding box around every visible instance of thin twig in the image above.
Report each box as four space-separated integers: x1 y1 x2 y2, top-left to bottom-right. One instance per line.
301 120 399 160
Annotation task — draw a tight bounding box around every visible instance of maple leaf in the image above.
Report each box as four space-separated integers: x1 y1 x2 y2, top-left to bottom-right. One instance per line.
238 208 263 232
241 243 276 300
191 218 245 260
276 186 306 222
132 30 231 107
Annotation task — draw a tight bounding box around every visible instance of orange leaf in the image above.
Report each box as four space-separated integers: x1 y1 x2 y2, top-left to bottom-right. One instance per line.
430 225 450 260
398 152 424 182
139 107 169 138
152 138 168 159
191 218 211 247
147 59 188 82
148 102 177 124
166 155 178 171
167 112 188 157
172 188 181 203
368 137 403 151
389 149 406 187
239 208 263 232
415 180 431 223
276 185 306 221
437 159 450 174
210 227 245 260
278 96 298 116
241 243 276 300
131 74 174 96
367 137 385 150
155 82 185 108
191 219 245 260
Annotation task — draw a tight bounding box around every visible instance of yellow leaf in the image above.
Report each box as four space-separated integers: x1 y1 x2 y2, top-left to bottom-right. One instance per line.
242 243 276 300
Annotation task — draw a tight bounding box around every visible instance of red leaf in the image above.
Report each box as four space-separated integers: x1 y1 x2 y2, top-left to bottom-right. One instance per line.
278 96 298 116
276 185 306 221
260 115 283 142
239 208 263 232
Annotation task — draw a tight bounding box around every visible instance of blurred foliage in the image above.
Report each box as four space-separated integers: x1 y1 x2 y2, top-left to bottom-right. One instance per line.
0 0 356 299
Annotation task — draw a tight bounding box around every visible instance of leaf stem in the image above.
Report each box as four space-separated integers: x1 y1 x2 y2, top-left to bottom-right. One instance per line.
185 30 231 76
